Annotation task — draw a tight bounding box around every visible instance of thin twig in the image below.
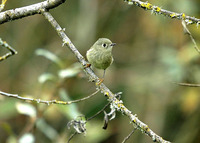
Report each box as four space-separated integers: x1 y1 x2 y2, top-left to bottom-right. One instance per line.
181 20 200 54
87 102 111 121
0 38 17 62
68 89 100 104
41 10 171 143
67 131 77 143
0 89 99 105
124 0 200 25
173 82 200 87
122 128 136 143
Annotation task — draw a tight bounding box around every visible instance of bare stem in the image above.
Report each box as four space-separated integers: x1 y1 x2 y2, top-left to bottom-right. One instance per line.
124 0 200 25
0 0 66 24
122 128 136 143
0 90 99 105
181 20 200 54
0 38 17 61
87 102 110 121
67 131 77 143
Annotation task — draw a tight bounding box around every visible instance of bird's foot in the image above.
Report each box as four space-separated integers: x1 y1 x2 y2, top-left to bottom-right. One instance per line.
97 78 104 85
84 63 91 69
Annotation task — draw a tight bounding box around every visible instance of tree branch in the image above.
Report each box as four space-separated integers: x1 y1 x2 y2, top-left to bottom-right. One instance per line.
0 89 99 105
41 10 171 143
124 0 200 25
0 0 66 24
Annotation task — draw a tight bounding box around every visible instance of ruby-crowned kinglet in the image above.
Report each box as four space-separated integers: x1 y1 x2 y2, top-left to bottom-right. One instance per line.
86 38 116 79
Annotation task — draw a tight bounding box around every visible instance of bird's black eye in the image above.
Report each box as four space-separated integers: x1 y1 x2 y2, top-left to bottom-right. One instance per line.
102 43 107 48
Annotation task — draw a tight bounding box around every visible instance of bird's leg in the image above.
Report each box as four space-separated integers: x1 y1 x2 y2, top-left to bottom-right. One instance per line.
103 69 106 79
98 70 105 85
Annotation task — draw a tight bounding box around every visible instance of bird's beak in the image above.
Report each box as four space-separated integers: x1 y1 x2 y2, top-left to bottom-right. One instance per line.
110 43 116 46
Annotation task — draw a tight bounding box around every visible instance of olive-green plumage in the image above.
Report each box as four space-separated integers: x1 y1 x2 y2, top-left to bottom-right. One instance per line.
86 38 115 78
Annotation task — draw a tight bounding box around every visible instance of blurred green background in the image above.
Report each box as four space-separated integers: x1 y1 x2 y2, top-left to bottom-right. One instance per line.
0 0 200 143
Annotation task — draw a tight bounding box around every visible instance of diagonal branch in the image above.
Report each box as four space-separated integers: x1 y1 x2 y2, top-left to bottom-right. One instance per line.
181 20 200 54
122 128 136 143
41 10 171 143
0 0 66 24
124 0 200 25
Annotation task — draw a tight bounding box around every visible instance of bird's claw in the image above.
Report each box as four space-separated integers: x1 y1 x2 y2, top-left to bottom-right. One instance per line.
84 63 91 69
97 78 104 85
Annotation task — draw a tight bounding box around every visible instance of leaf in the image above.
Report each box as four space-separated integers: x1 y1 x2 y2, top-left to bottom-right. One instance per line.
36 119 58 140
16 103 36 117
35 48 64 68
38 73 57 83
19 133 35 143
58 62 82 78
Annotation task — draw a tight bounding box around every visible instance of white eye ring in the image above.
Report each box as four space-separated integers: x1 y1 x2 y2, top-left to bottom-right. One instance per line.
102 43 107 48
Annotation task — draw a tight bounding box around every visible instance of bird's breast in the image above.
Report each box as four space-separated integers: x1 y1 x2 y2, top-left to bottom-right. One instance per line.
87 49 113 70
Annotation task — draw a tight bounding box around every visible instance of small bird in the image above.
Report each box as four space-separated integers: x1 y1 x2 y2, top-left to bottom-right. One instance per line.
86 38 116 82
